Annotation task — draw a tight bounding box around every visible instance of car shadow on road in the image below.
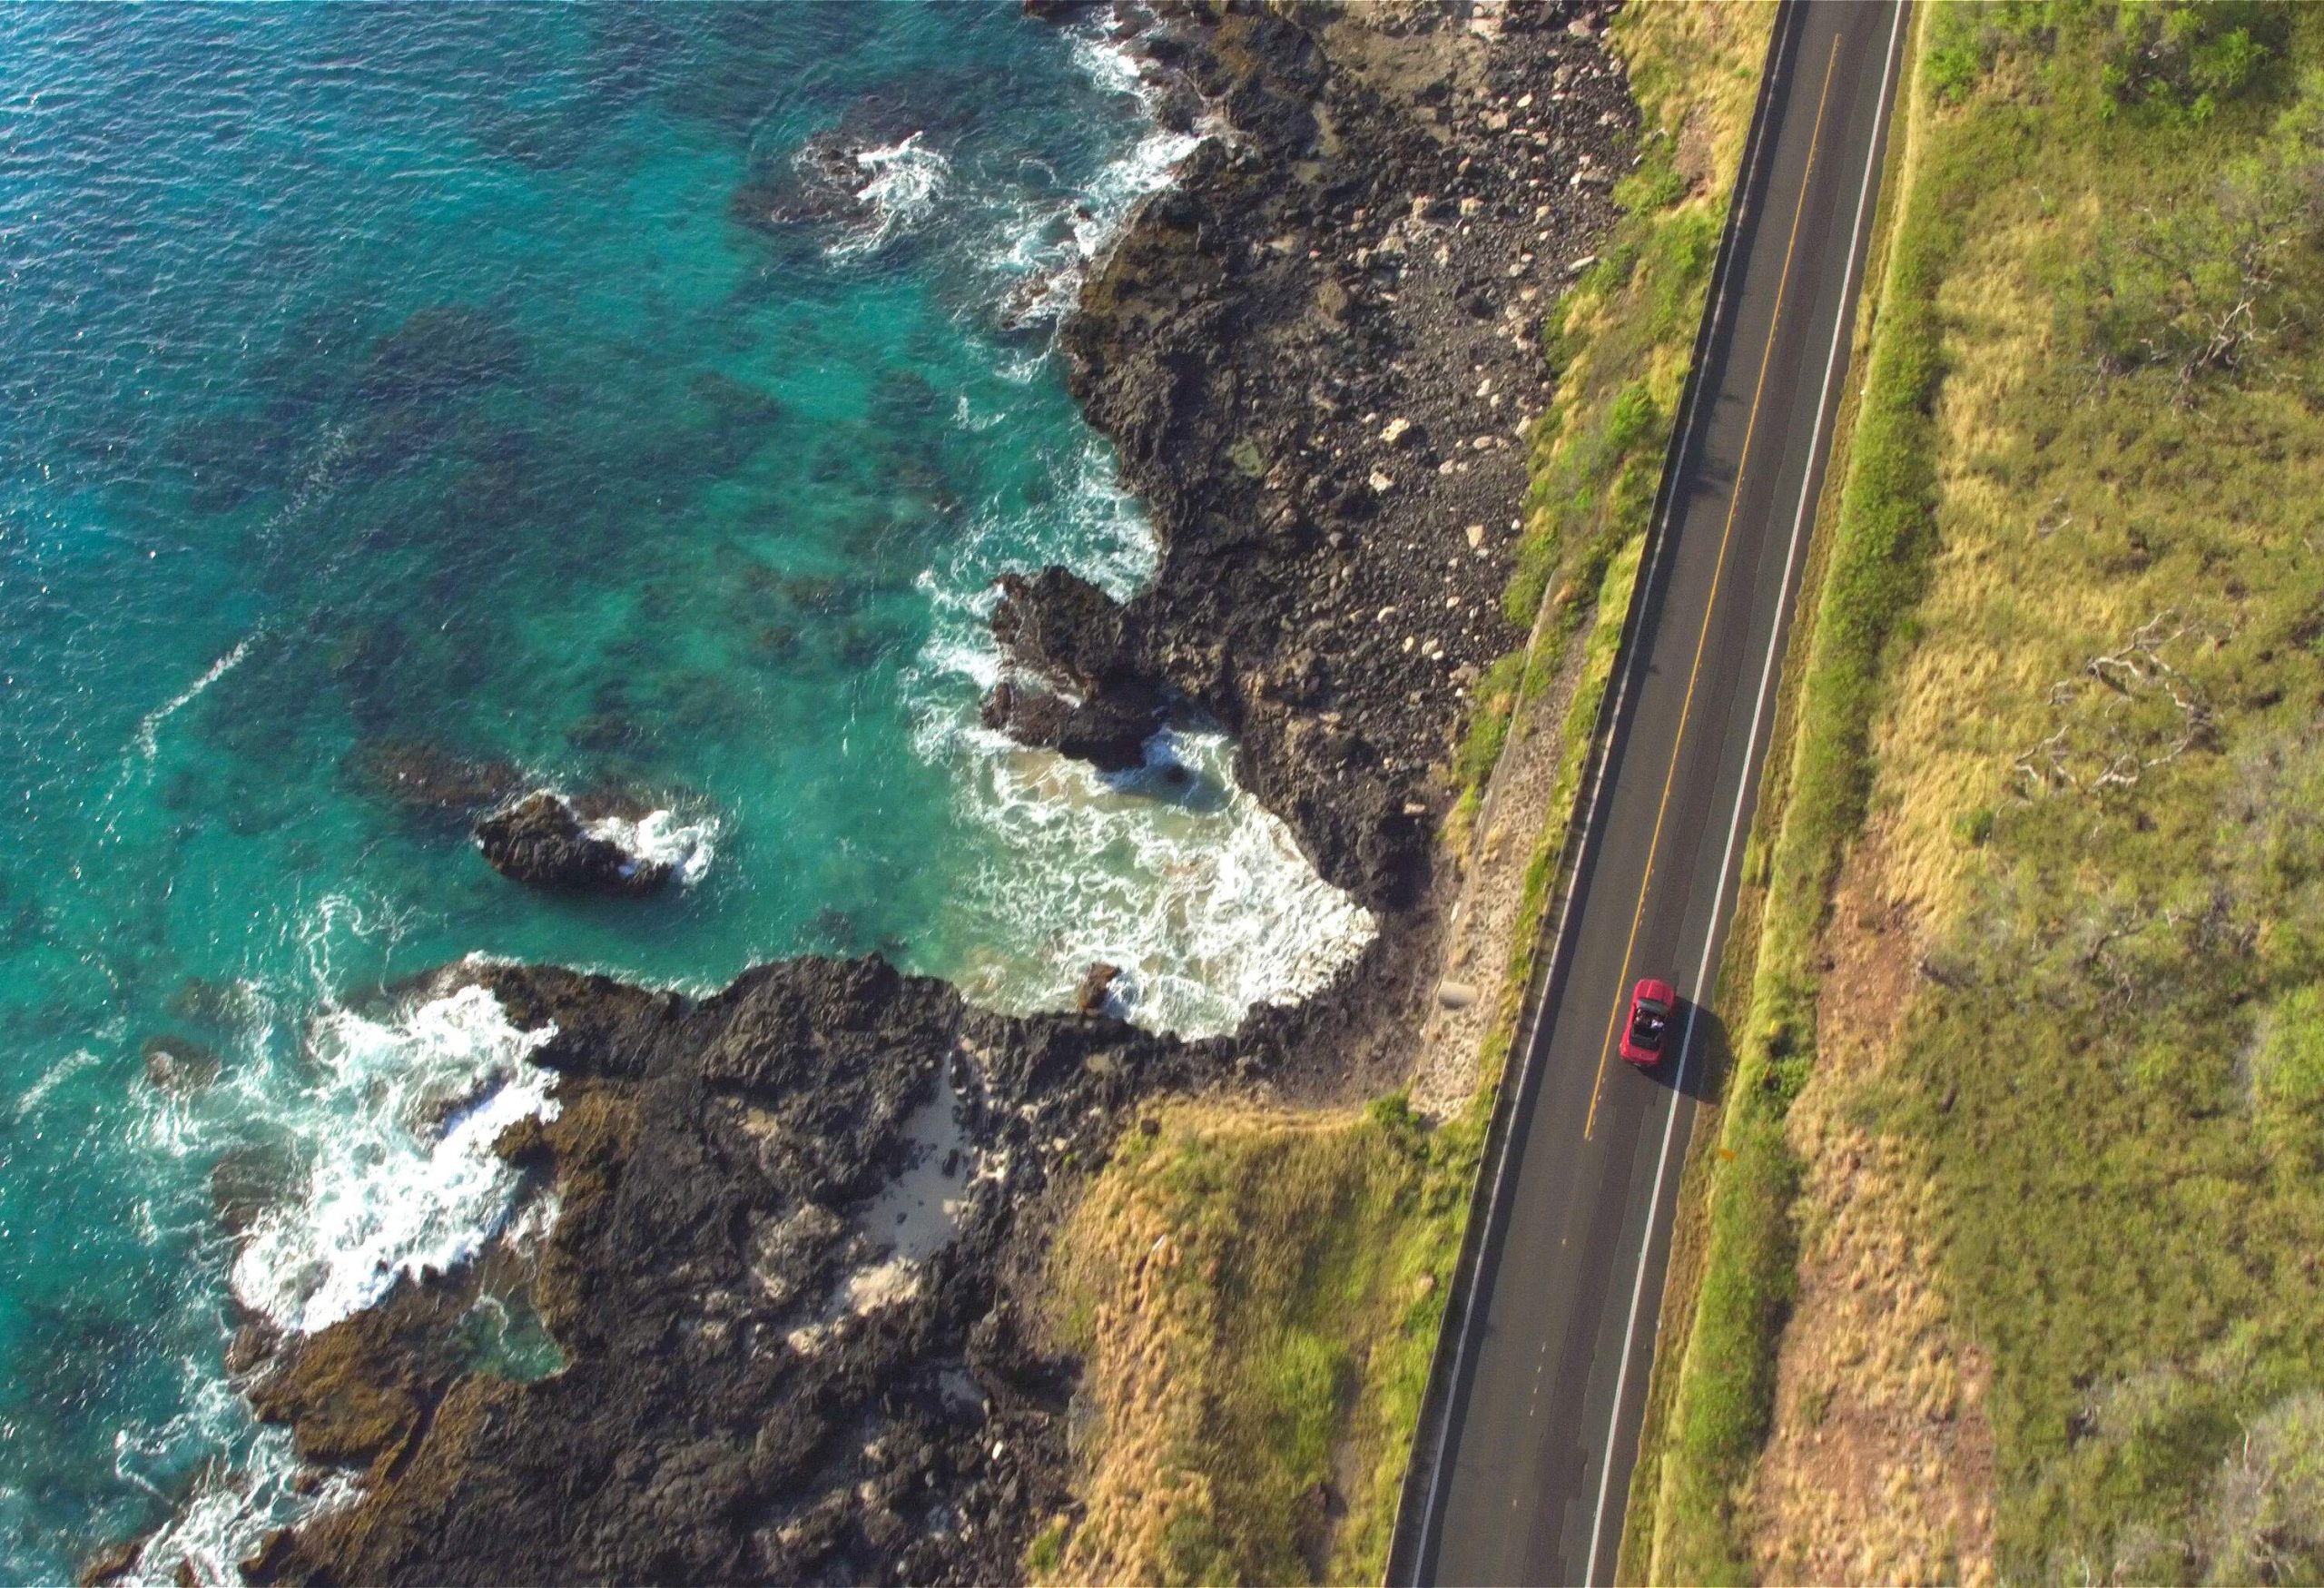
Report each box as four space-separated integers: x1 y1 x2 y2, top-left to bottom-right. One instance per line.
1646 997 1728 1106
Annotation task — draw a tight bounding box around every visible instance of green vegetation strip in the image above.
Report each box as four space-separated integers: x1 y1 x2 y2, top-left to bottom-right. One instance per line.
1648 2 2324 1581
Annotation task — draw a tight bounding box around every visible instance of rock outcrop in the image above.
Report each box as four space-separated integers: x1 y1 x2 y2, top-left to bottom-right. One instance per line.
239 955 1213 1588
475 792 671 896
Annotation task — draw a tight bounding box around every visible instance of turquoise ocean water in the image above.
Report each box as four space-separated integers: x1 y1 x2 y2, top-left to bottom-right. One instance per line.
0 7 1371 1577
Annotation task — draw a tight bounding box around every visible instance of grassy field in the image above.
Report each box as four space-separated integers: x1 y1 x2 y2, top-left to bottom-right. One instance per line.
1031 1098 1477 1586
1641 2 2324 1580
1027 5 1776 1583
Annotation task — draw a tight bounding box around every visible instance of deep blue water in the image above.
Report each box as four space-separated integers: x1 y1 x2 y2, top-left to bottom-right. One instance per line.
0 7 1369 1578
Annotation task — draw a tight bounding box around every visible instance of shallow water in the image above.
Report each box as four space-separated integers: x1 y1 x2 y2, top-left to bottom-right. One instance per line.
0 6 1370 1577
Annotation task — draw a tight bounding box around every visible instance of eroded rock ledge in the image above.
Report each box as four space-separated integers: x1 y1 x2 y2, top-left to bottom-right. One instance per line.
201 4 1635 1583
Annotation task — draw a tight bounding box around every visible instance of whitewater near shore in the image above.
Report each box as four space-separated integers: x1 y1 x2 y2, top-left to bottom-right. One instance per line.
84 3 1639 1582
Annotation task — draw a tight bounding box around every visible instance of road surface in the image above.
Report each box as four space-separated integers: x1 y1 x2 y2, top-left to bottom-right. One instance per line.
1402 4 1910 1583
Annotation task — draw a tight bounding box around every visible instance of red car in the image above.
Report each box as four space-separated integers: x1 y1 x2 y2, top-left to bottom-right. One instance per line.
1619 978 1678 1066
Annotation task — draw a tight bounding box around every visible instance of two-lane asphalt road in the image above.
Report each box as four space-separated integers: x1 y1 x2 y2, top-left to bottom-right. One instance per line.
1402 5 1910 1583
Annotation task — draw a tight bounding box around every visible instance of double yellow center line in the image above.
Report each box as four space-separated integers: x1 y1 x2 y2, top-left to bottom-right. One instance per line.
1582 31 1846 1141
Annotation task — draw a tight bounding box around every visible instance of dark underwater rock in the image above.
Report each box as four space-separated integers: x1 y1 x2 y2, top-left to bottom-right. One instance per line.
347 739 526 825
357 307 527 410
142 1035 222 1094
475 792 671 896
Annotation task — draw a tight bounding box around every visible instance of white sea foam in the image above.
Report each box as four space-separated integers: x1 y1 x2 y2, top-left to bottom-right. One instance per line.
902 443 1373 1039
113 905 563 1580
227 984 560 1336
583 807 717 887
133 636 254 763
828 131 950 258
944 727 1375 1035
113 1373 359 1588
1064 24 1208 257
985 30 1204 326
14 1047 97 1121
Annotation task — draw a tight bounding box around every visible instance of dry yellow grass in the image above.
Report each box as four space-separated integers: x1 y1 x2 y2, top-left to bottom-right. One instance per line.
1866 189 2100 922
1744 833 1996 1586
1033 1099 1456 1586
1621 0 1777 195
1679 2 2324 1578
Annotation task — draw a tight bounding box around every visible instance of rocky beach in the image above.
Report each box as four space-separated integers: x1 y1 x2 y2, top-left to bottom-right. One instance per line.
138 3 1642 1581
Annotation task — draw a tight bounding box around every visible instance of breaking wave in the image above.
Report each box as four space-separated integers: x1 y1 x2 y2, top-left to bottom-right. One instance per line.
827 132 950 258
133 636 255 763
226 982 559 1336
113 1378 359 1588
986 25 1206 326
903 444 1374 1040
583 807 718 888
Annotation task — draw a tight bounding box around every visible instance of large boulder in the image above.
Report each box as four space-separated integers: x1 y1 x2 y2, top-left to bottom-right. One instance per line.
475 792 671 896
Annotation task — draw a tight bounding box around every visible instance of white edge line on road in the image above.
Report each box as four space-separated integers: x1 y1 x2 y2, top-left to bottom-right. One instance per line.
1401 0 1803 1567
1580 3 1909 1582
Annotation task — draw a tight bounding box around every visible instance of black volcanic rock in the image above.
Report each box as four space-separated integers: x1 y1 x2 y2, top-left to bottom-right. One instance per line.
982 0 1632 914
980 676 1077 745
1077 962 1123 1016
475 792 669 896
238 954 1213 1588
983 567 1169 769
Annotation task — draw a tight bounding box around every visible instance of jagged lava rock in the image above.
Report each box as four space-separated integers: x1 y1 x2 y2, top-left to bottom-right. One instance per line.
475 792 670 896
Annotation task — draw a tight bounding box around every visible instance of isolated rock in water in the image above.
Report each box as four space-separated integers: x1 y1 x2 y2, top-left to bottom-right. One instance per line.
211 1144 296 1240
476 792 671 896
728 94 929 239
1077 962 1123 1017
142 1034 222 1093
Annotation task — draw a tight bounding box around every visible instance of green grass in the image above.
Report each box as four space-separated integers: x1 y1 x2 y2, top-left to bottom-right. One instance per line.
1039 1097 1487 1586
1647 2 2324 1580
1452 4 1772 818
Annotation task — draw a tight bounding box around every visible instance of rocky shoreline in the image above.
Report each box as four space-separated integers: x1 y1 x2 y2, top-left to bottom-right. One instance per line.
992 0 1630 915
164 5 1637 1583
